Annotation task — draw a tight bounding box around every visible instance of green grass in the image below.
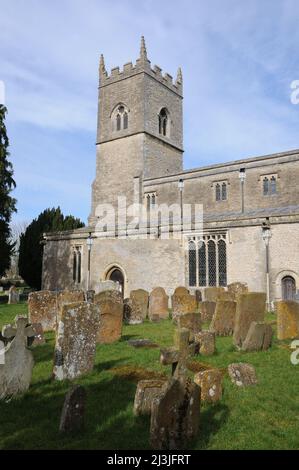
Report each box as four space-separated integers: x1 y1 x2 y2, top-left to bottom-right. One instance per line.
0 303 298 450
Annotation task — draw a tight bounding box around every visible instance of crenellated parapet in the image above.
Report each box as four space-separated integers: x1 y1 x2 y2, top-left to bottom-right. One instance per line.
98 36 183 96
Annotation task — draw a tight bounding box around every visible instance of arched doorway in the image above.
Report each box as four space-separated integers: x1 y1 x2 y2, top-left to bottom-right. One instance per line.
282 276 296 300
106 267 125 297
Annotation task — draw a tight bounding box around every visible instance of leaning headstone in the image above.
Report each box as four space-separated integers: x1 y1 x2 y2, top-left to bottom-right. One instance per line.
233 293 266 348
53 302 100 380
149 287 169 321
228 363 258 387
133 380 166 416
150 377 200 450
242 322 273 352
210 300 236 336
96 295 123 344
227 282 248 298
0 316 34 400
204 287 225 302
128 289 149 324
171 294 197 323
194 369 223 403
8 286 20 304
27 323 45 347
28 290 58 331
194 331 215 356
198 301 216 322
276 301 299 340
59 385 86 433
177 312 201 341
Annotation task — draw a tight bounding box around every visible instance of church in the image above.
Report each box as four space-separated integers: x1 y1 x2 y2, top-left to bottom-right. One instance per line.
42 37 299 307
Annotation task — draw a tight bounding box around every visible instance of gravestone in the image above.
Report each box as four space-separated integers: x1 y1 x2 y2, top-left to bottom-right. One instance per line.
133 380 166 416
174 286 189 296
53 302 100 380
56 290 85 323
150 377 200 450
160 347 181 375
218 291 235 301
96 294 123 344
210 300 236 336
173 328 190 358
128 289 149 324
96 280 121 294
27 323 45 347
177 312 201 341
28 290 58 331
94 289 123 305
194 369 223 403
228 363 257 387
59 385 86 433
276 301 299 340
123 298 132 323
8 286 20 304
242 322 273 352
171 293 197 323
204 287 225 302
149 287 169 321
0 316 34 400
233 293 266 348
227 282 248 298
194 331 215 356
198 301 216 322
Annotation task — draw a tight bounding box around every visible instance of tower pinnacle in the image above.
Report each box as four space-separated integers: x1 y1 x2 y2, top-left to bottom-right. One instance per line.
140 36 148 60
99 54 107 77
176 67 183 85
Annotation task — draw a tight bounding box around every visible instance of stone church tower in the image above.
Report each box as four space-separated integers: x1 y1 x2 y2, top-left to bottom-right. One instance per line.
89 37 184 226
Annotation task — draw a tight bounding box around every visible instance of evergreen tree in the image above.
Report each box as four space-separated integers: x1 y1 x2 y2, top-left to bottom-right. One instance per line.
0 105 16 277
18 207 84 289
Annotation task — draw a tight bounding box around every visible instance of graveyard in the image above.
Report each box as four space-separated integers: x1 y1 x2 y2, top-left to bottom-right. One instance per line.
0 287 298 450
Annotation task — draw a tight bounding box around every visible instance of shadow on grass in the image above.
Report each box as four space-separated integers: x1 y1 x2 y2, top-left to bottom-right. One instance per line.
194 402 230 449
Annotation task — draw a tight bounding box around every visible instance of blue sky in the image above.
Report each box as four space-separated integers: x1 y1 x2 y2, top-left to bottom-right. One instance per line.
1 0 299 225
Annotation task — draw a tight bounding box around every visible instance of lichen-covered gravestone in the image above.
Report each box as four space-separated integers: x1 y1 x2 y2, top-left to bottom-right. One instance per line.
128 289 149 324
194 330 215 356
194 369 223 403
150 377 200 450
233 293 266 348
133 380 166 416
53 302 100 380
149 287 169 321
27 323 45 347
177 312 201 339
59 385 86 433
242 321 273 352
228 363 258 387
276 301 299 340
204 287 225 302
227 282 248 298
28 290 58 331
198 301 216 322
95 291 123 344
171 293 197 323
0 316 34 400
210 300 236 336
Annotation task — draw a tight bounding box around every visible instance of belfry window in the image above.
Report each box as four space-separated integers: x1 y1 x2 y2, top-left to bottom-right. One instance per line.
263 177 269 196
72 246 82 284
222 182 227 200
159 108 169 137
215 181 228 201
113 104 129 132
270 176 276 194
262 175 277 196
187 234 227 287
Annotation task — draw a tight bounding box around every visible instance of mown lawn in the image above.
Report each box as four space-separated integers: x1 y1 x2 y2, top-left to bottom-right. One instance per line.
0 303 298 450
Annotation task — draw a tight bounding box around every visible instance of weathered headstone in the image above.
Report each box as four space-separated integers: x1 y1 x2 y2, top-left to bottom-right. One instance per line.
233 293 266 348
198 301 216 322
133 380 166 416
276 301 299 340
210 300 236 336
227 282 248 298
242 321 273 352
149 287 169 321
150 377 200 450
123 298 132 323
56 290 85 323
177 312 201 341
59 385 86 433
28 290 58 331
218 291 236 301
128 289 149 324
204 287 225 302
194 369 223 403
0 316 34 400
228 363 257 387
8 286 20 304
94 289 123 305
171 294 197 323
53 302 100 380
194 330 215 356
173 328 190 358
174 286 189 296
96 280 121 294
27 323 45 347
160 347 181 375
96 293 123 344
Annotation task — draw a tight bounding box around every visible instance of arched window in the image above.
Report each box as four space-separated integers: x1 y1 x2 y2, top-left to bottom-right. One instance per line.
208 240 216 286
263 177 269 196
198 241 206 287
188 241 196 287
159 108 169 137
222 183 227 201
270 176 276 194
112 104 129 132
72 247 82 284
218 239 227 286
73 251 77 282
216 184 221 201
